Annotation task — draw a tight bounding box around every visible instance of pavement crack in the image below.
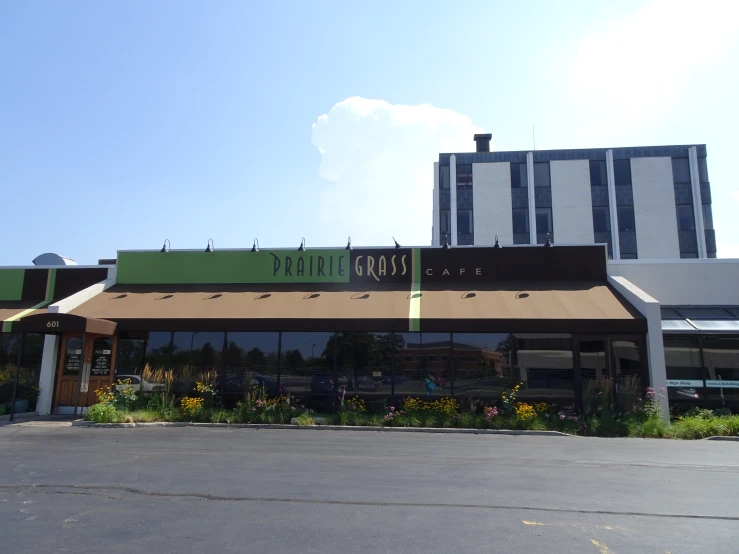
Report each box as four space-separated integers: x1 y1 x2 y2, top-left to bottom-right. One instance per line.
1 484 737 522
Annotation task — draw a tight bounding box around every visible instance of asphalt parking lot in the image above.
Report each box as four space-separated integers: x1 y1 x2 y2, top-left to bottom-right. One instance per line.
1 422 738 553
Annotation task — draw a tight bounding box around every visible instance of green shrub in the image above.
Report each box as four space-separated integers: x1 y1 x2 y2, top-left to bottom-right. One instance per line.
85 403 123 423
211 409 237 424
295 413 315 426
669 415 739 439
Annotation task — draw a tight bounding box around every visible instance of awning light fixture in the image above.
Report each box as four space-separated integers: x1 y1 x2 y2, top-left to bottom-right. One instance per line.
160 239 171 253
393 237 401 249
298 237 306 251
205 239 215 253
544 234 552 247
494 234 501 249
442 235 451 249
251 238 260 252
346 236 352 250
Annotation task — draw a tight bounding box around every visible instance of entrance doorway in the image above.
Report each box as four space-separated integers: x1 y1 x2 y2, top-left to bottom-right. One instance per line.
54 333 116 413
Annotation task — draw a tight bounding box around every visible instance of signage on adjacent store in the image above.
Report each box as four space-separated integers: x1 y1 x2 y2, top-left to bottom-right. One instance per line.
706 380 739 388
666 379 703 387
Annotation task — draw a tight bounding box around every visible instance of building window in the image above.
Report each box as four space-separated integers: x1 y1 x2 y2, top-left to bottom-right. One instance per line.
457 209 473 234
613 159 632 186
671 158 691 184
456 164 472 187
534 162 550 187
698 158 709 183
617 206 635 232
439 165 450 190
404 355 413 362
439 209 450 235
512 208 529 234
676 205 695 231
510 163 527 188
535 208 552 234
589 160 607 187
703 204 714 230
593 206 610 233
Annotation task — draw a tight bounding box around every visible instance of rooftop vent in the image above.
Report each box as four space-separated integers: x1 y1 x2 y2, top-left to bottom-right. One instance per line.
32 253 77 266
473 133 492 153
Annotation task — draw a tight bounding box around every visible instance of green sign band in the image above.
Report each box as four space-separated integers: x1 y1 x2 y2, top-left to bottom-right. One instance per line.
117 251 351 285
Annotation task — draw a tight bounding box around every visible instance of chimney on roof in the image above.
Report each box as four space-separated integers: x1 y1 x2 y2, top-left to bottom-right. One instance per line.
473 133 492 153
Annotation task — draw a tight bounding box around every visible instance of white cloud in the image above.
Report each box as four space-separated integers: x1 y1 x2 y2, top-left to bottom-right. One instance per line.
311 97 483 246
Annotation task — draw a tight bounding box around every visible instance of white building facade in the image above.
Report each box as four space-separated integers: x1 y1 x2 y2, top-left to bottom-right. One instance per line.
432 135 716 259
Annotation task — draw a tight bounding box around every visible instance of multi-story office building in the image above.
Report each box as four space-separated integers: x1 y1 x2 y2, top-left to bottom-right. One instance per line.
432 134 716 259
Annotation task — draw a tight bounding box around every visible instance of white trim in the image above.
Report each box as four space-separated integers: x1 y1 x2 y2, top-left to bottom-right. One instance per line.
36 335 59 416
605 150 621 259
607 275 669 422
48 277 114 314
609 257 739 266
688 146 707 258
432 162 440 246
450 154 458 246
526 152 536 244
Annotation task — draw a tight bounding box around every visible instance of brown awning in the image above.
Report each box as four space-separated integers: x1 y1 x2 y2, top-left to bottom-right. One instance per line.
417 282 645 333
70 286 413 332
66 282 645 334
1 302 49 332
11 312 117 335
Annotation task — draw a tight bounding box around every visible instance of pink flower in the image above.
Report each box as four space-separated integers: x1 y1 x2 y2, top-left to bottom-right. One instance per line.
559 414 565 420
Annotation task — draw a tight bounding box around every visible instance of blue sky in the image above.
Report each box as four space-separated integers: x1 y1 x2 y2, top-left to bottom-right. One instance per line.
1 0 737 265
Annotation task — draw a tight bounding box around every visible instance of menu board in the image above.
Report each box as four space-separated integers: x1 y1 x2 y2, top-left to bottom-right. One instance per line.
92 349 112 375
64 349 83 375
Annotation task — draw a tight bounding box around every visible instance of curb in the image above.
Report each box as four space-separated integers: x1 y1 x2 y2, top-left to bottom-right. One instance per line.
703 436 739 441
70 420 569 436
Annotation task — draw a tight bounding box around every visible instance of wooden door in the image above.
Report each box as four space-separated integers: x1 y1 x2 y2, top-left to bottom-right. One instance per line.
55 333 116 410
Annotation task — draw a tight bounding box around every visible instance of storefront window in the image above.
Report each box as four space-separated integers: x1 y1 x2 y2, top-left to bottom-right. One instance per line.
225 332 280 399
1 334 22 411
279 332 334 397
451 333 514 400
420 333 452 398
515 334 574 403
172 332 224 373
702 337 739 400
663 337 704 402
115 338 146 376
145 332 172 370
579 339 608 412
612 339 644 412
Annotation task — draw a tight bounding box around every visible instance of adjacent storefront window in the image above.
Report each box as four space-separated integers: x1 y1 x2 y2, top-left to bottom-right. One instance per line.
702 337 739 400
663 337 703 402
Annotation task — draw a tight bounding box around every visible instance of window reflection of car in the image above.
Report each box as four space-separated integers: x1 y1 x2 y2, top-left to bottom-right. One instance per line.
224 374 285 396
311 374 338 394
670 388 700 400
115 375 163 392
381 374 407 385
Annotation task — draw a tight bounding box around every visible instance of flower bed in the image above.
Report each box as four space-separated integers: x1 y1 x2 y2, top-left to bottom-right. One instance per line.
83 374 738 439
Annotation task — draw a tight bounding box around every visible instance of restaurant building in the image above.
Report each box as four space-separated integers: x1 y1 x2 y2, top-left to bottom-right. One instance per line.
1 242 736 419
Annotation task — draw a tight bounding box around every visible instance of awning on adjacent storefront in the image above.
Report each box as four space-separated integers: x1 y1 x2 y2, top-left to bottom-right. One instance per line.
661 306 739 333
65 281 645 334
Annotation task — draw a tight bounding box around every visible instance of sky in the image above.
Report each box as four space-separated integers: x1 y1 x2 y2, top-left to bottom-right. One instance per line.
1 0 738 265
